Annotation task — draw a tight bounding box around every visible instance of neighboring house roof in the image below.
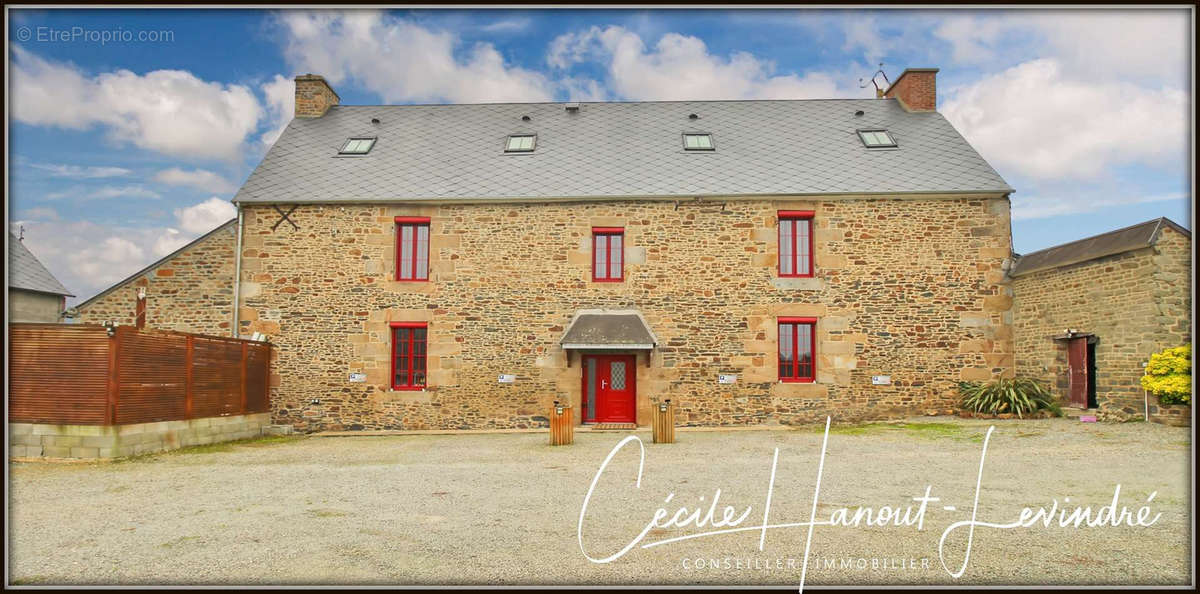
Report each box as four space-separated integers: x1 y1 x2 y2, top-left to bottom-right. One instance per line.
74 219 237 309
8 233 72 297
1010 217 1191 277
234 99 1012 204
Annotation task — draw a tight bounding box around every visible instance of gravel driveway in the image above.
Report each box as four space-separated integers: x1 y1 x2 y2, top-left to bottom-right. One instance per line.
8 417 1191 586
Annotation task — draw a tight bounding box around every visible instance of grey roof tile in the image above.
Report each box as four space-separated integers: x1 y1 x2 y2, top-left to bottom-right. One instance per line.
9 233 72 296
234 99 1012 204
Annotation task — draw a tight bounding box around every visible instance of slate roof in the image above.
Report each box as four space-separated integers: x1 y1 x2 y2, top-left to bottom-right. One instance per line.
234 98 1012 204
9 233 72 296
1009 218 1191 277
560 310 658 349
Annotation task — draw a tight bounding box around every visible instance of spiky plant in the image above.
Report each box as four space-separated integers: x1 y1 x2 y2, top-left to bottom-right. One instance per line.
958 378 1062 418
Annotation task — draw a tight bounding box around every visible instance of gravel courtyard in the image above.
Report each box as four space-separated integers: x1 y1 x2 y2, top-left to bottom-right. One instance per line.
8 417 1191 586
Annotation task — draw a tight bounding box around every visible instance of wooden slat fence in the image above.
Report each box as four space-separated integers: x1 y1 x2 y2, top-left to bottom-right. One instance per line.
9 323 271 426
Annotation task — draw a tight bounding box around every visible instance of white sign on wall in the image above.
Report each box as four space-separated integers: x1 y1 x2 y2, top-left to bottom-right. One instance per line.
718 374 737 384
349 373 366 383
498 374 516 384
871 375 891 385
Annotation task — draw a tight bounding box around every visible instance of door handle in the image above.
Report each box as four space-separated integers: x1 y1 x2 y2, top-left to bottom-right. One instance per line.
601 380 608 389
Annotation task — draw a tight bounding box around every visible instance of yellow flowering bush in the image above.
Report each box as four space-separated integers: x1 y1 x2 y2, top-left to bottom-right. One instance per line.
1141 344 1191 406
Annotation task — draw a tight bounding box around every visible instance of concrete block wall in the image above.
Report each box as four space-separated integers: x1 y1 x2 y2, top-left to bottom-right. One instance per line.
9 413 270 459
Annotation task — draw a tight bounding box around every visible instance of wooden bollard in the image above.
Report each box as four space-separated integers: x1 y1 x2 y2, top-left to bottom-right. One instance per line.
652 399 676 444
550 401 574 446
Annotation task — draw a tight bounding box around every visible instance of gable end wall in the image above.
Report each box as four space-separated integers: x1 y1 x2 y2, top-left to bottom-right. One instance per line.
75 225 237 334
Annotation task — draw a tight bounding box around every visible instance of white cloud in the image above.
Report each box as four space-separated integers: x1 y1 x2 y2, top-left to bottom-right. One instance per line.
1012 191 1186 221
22 207 60 221
260 74 295 147
28 162 132 178
153 168 238 194
548 26 855 101
928 11 1188 84
87 186 162 200
12 196 239 301
479 18 532 34
11 46 263 160
173 197 237 234
69 236 147 288
152 227 190 257
277 10 554 104
941 59 1188 182
931 15 1010 65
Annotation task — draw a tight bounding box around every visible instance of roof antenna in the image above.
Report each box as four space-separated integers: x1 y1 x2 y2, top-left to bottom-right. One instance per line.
859 63 890 99
18 225 24 242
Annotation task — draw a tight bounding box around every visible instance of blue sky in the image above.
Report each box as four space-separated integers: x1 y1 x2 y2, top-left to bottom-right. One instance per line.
7 8 1192 303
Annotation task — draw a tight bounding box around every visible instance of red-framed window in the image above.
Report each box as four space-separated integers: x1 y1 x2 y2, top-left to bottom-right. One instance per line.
592 227 624 282
778 211 814 277
395 216 430 281
391 322 428 390
779 317 816 382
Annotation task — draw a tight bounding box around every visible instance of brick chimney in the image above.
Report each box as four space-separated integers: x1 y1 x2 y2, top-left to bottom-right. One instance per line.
294 74 340 118
883 68 938 112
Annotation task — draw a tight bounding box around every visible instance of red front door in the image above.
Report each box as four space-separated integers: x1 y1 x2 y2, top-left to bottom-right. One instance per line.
1067 337 1089 408
582 355 637 423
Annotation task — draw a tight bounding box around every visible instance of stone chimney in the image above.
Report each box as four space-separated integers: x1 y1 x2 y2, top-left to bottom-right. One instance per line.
883 68 938 112
294 74 340 118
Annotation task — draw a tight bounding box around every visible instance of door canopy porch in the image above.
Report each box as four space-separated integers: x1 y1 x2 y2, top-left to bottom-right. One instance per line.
560 309 658 366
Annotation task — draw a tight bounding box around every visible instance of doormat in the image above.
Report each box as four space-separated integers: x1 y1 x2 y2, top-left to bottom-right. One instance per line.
589 423 638 431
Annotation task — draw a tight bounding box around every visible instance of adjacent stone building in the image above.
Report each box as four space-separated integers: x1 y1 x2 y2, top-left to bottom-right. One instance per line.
75 220 237 333
223 69 1019 432
8 232 73 323
1011 218 1191 421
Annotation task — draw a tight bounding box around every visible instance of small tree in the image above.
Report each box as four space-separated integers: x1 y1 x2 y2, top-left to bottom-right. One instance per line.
1141 344 1191 406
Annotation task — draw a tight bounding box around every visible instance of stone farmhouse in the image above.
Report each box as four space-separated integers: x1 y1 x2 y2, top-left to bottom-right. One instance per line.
79 68 1025 432
1011 218 1191 423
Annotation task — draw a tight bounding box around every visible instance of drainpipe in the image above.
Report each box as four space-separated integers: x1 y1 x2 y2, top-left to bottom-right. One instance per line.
232 205 244 338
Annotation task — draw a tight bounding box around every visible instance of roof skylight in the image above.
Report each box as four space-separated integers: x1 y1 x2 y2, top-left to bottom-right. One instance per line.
340 137 376 154
505 134 536 152
683 133 714 151
858 130 897 148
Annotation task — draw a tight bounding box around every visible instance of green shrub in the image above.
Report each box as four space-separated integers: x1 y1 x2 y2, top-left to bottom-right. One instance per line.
958 378 1061 418
1141 344 1191 406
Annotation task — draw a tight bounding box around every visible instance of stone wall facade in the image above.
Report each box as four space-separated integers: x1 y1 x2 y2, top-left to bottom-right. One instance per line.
1012 226 1192 419
76 222 237 335
238 196 1015 432
8 289 65 323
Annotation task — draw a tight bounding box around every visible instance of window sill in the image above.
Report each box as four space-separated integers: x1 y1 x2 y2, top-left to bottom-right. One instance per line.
772 276 824 291
779 379 816 384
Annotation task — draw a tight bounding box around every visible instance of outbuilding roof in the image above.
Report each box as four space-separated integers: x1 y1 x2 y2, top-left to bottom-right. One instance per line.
1009 217 1191 277
8 233 72 296
234 98 1012 204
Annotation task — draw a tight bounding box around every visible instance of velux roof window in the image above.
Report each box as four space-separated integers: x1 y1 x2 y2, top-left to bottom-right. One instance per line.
340 137 376 154
683 133 714 151
858 130 897 148
505 134 536 152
